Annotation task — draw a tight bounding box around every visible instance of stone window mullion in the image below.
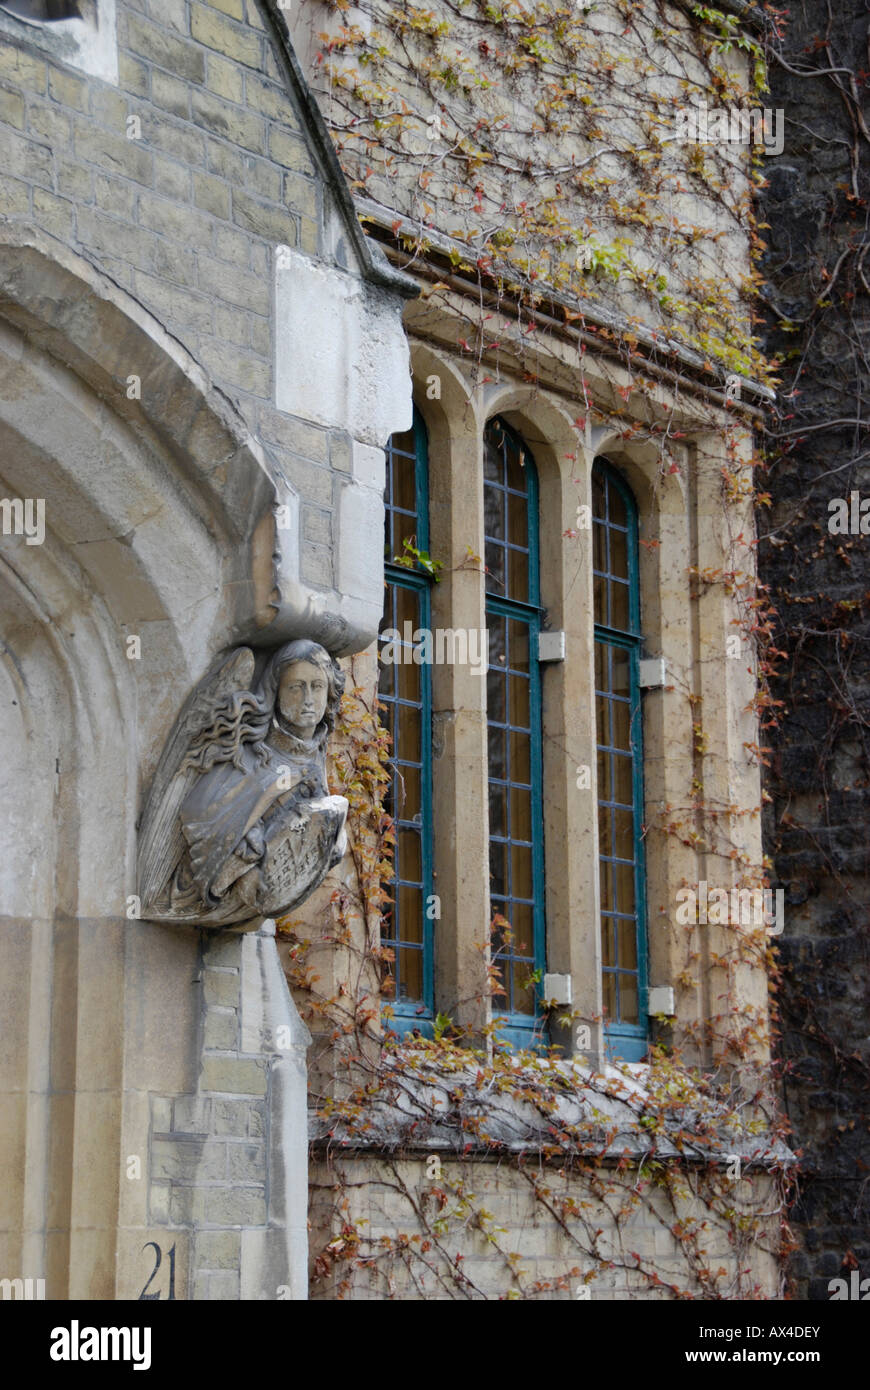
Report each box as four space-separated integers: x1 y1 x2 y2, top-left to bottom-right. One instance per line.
426 398 491 1043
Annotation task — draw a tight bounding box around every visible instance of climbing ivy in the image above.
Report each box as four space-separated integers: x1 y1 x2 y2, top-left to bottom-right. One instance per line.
274 0 817 1299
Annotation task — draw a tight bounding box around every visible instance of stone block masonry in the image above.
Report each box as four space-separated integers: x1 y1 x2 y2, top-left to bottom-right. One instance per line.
139 923 311 1300
308 1154 782 1301
0 0 413 1302
0 0 392 606
759 0 870 1297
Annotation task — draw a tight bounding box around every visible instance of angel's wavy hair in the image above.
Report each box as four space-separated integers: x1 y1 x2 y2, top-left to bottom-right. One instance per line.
182 640 345 773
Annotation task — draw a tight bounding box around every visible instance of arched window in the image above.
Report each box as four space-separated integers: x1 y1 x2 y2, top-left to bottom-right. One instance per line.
592 461 648 1062
377 409 434 1030
484 417 546 1046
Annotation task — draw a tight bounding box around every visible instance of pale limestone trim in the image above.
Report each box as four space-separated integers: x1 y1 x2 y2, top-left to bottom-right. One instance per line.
308 1052 794 1165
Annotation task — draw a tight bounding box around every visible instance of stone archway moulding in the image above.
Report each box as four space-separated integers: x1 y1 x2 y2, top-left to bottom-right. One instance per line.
0 227 375 668
0 230 340 1299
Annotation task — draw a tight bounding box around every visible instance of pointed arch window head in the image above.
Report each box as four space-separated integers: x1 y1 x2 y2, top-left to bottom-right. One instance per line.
484 418 539 607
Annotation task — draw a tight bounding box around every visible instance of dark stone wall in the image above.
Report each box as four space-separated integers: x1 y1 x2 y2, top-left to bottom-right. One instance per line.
758 0 870 1301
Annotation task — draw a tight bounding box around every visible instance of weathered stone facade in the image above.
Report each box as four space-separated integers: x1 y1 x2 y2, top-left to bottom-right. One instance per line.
0 0 803 1303
0 0 413 639
289 0 790 1301
0 0 412 1300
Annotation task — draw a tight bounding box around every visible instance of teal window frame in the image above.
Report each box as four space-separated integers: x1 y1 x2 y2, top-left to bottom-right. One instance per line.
484 417 547 1051
378 409 435 1037
593 460 649 1064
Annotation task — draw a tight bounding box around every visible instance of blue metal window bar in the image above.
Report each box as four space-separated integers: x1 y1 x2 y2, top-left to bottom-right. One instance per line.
377 410 435 1034
483 417 547 1051
592 461 649 1063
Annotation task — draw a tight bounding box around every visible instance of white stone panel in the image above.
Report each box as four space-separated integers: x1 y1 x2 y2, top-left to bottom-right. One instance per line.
274 246 412 447
351 440 386 492
336 478 386 637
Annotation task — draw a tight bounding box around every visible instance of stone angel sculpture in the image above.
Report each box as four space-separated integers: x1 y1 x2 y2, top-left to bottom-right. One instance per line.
138 640 349 928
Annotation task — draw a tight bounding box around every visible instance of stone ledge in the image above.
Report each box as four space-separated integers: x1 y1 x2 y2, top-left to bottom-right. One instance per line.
309 1051 795 1170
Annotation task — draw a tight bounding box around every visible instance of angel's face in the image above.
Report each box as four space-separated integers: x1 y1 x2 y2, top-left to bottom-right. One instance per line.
278 660 328 737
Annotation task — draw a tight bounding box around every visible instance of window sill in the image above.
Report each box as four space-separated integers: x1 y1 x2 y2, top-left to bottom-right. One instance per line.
309 1046 794 1169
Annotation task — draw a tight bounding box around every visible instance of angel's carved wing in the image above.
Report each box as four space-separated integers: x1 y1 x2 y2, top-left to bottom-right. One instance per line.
137 647 257 915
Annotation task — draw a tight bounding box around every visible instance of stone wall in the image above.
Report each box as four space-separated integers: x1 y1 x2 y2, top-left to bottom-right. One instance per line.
290 0 761 375
309 1151 782 1300
0 0 412 646
129 925 310 1301
0 0 807 1304
758 0 870 1301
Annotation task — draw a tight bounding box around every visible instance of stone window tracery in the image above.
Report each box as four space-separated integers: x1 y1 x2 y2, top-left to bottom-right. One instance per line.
376 375 669 1066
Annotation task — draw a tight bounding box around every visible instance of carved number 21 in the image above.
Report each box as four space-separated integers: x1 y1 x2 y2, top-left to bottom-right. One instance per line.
139 1241 177 1300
